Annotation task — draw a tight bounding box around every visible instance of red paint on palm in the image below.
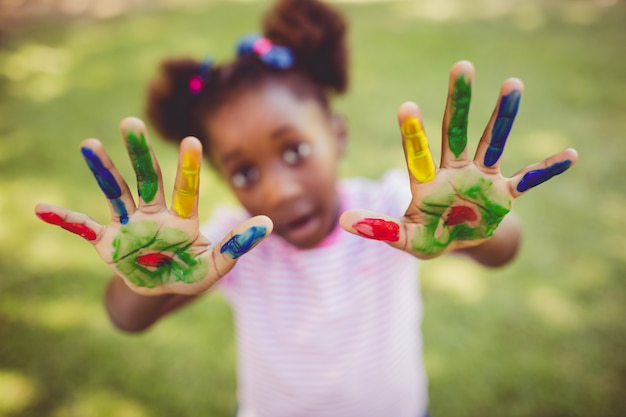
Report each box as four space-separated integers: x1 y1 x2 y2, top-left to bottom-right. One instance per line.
446 206 477 226
136 252 173 268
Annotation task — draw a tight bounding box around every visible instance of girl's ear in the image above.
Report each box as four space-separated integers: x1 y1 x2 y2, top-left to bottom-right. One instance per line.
330 113 348 156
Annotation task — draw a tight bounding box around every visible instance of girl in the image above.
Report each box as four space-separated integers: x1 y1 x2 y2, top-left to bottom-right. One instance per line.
35 0 577 416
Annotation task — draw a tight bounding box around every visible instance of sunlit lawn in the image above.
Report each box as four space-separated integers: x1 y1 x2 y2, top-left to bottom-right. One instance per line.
0 0 625 416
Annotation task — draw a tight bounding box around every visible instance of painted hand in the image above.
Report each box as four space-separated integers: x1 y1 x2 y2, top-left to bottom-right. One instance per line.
341 61 578 258
35 117 272 295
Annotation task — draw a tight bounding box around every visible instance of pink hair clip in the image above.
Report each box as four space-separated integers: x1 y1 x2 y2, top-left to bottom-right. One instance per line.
236 33 294 70
188 57 212 95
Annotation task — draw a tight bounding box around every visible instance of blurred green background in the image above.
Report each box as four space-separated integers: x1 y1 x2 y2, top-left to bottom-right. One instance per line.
1 0 625 416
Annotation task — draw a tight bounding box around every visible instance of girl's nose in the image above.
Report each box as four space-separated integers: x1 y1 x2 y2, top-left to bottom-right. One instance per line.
262 168 304 207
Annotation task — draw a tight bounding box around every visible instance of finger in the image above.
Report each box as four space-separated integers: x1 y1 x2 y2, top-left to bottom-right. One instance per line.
34 202 105 242
509 148 579 198
441 61 474 167
340 209 407 250
120 117 166 212
218 215 273 261
398 102 437 184
475 78 523 170
175 216 274 295
171 137 202 219
341 210 464 259
81 138 136 224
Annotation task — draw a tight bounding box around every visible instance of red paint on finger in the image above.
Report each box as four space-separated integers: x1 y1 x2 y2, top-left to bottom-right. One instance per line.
37 212 97 241
352 218 400 242
136 252 173 268
446 206 477 226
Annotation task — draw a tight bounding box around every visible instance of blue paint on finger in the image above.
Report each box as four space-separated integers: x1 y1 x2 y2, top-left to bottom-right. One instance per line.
484 90 521 167
81 147 121 198
220 226 267 259
82 147 129 224
111 200 130 225
516 160 572 193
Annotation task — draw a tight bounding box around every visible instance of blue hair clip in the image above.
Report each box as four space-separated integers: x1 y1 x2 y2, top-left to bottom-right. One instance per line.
236 33 294 70
188 57 213 95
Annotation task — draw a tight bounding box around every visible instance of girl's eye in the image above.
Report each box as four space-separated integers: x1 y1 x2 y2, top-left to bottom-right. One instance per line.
231 165 259 188
283 142 312 165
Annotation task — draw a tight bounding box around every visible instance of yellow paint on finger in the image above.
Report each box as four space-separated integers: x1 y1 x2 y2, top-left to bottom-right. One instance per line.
172 148 200 218
402 117 436 183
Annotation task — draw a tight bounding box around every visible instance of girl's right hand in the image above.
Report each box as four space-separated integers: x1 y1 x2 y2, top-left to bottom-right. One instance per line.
35 117 272 296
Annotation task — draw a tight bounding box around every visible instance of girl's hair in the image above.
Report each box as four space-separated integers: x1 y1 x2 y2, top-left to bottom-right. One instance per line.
145 0 348 155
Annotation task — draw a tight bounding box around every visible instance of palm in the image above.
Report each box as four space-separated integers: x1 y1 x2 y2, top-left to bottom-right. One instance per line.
35 117 271 295
342 61 577 258
405 165 512 256
94 211 209 290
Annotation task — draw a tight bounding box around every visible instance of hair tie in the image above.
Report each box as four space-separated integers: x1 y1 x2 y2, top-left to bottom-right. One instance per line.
236 33 294 70
188 57 213 95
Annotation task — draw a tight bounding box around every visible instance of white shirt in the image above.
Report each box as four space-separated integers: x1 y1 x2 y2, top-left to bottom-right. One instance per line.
201 170 427 417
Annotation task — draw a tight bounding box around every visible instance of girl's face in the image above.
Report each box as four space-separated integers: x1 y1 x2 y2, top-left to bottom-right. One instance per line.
206 83 346 249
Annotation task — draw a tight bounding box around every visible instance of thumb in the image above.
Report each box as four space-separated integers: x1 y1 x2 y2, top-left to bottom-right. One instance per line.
340 210 446 260
339 209 407 250
211 214 274 273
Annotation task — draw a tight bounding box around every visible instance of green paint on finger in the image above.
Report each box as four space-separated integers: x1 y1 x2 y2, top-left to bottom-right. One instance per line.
448 75 471 159
112 221 208 288
126 131 158 203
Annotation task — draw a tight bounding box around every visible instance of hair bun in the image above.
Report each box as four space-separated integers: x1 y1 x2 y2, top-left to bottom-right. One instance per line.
263 0 348 94
145 58 207 144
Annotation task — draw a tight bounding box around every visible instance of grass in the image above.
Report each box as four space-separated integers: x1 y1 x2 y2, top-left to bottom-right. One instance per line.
1 0 625 416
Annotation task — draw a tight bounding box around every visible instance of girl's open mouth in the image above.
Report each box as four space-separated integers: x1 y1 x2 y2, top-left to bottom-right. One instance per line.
286 214 315 230
279 212 324 246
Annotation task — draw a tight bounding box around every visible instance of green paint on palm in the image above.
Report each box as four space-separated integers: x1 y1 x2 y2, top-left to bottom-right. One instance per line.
448 75 471 159
126 131 158 203
112 221 208 288
411 169 511 256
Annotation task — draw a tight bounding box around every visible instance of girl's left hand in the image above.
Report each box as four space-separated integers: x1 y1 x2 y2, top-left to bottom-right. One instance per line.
340 60 578 259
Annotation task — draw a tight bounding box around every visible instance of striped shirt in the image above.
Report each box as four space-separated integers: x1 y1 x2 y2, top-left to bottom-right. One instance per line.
201 170 427 417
